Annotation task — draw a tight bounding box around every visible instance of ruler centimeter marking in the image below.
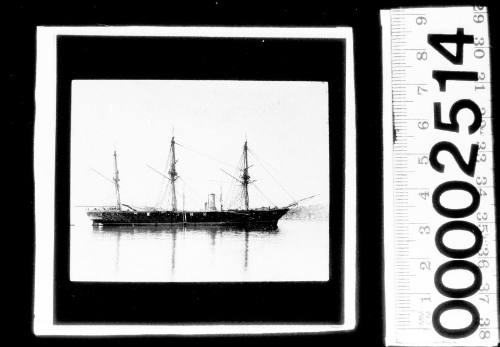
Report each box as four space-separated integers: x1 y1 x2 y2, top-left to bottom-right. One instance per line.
382 7 498 346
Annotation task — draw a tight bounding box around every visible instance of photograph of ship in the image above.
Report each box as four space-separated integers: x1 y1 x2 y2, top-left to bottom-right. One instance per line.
70 80 330 282
86 137 304 230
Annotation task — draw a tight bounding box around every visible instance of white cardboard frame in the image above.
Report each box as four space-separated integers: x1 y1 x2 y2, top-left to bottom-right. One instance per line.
33 26 356 336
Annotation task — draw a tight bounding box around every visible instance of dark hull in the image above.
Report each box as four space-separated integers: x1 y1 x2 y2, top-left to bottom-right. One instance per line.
87 208 289 230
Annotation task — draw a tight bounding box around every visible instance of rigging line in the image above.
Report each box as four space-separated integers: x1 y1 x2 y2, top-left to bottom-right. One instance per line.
220 169 242 184
252 182 275 207
228 183 241 209
158 144 174 207
153 159 172 208
155 180 167 208
233 154 245 205
224 180 235 207
247 149 296 201
230 154 245 208
178 177 205 205
234 152 248 208
247 147 282 174
89 167 117 205
167 184 174 209
229 191 240 210
225 181 239 209
156 182 170 209
175 141 241 171
154 148 172 207
221 155 243 209
154 168 170 208
222 180 233 209
90 167 115 185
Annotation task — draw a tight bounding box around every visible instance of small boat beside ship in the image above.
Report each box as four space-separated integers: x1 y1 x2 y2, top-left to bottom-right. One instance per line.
87 137 314 230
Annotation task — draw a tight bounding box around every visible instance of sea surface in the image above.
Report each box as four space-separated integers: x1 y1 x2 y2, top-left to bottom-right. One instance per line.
70 210 329 282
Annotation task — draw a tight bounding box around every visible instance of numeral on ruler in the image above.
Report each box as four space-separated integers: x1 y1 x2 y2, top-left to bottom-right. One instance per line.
382 6 498 347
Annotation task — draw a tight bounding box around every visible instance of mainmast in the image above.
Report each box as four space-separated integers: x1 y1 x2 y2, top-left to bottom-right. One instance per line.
241 140 250 210
168 136 179 211
113 150 122 211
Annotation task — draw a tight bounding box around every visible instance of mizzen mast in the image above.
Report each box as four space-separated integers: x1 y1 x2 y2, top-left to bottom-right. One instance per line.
241 140 250 210
113 149 122 211
168 136 179 211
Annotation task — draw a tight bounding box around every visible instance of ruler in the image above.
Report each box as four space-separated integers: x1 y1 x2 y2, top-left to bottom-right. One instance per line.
382 6 498 346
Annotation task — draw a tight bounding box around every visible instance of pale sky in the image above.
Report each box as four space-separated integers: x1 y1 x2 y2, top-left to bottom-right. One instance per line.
70 80 330 212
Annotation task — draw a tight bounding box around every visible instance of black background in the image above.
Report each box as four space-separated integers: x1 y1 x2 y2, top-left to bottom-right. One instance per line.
55 36 345 324
6 0 499 346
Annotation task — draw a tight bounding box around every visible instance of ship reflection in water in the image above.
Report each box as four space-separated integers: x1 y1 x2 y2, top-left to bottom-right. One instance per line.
70 219 329 282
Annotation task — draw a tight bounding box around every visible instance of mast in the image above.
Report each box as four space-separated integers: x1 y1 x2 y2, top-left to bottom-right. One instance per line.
113 150 122 210
168 136 178 211
241 140 250 210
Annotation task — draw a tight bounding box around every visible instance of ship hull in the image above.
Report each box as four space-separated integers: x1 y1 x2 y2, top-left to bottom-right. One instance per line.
87 208 289 230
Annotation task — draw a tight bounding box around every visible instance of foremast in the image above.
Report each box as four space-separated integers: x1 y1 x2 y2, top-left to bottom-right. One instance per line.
168 136 179 211
113 150 122 211
221 139 253 210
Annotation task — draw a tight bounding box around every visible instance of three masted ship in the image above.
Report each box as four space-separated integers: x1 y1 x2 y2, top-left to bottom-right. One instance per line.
87 137 312 230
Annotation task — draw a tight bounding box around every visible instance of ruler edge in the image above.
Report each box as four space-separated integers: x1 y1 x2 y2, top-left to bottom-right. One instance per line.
381 9 396 346
380 6 499 347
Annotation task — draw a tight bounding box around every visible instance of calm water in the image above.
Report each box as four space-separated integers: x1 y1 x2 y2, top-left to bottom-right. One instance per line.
70 211 329 282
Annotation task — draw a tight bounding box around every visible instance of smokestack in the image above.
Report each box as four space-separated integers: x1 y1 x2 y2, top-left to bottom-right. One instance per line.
208 193 216 211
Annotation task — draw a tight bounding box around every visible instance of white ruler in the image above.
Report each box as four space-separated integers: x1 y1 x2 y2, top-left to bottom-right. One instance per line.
382 6 498 346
